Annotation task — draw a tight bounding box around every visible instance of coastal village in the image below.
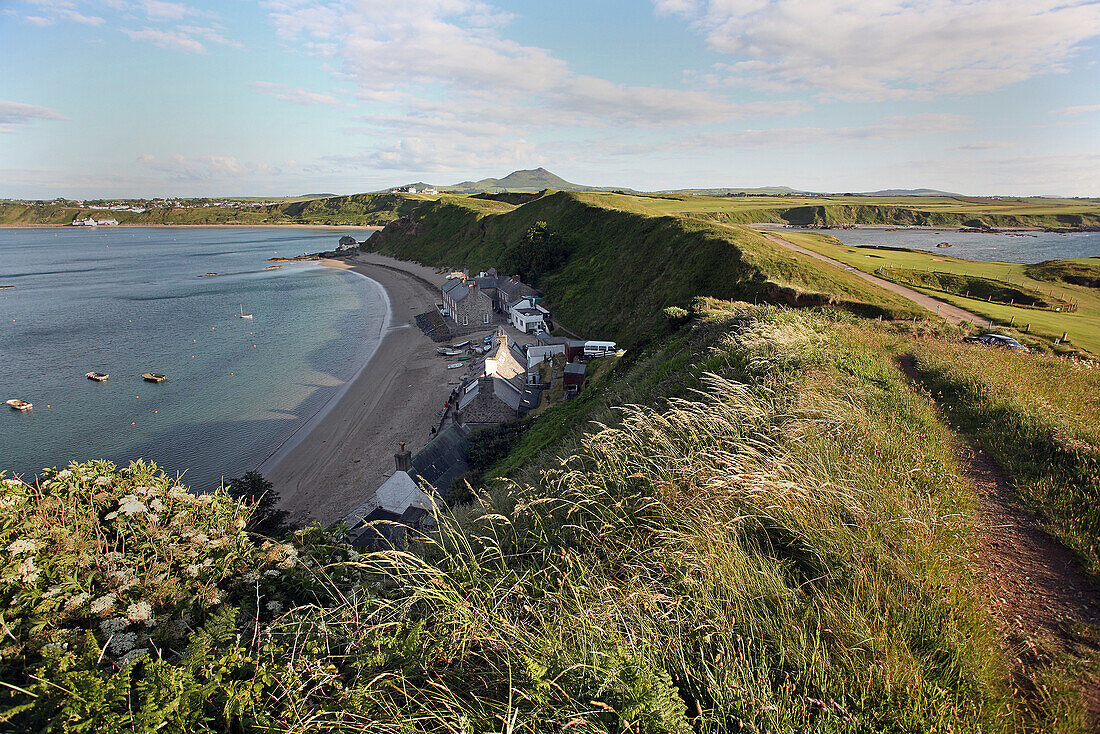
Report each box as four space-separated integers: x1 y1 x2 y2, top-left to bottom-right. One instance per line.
338 264 619 548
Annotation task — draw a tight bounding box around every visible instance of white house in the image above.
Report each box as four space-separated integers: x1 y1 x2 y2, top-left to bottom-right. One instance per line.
508 296 550 334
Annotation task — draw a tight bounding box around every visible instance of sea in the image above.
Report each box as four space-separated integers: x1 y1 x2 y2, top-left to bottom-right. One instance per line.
755 225 1100 262
0 227 385 491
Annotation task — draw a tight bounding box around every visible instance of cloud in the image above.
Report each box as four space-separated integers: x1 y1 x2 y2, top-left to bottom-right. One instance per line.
1052 104 1100 116
250 81 343 107
0 99 65 133
953 141 1014 151
326 135 543 173
22 0 104 26
265 0 813 175
138 154 279 179
659 0 1100 100
121 23 237 53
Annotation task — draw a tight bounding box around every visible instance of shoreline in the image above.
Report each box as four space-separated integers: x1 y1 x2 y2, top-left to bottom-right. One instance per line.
259 251 452 525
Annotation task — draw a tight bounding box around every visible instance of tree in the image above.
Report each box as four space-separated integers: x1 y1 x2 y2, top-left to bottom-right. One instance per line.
226 470 291 536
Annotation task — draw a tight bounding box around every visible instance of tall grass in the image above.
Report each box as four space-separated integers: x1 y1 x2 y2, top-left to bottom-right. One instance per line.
910 343 1100 576
259 306 1032 732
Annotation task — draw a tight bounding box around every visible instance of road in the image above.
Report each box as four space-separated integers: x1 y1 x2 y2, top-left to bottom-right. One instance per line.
761 232 989 325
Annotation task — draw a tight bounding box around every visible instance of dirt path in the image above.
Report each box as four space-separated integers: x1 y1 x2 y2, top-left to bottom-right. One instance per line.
762 232 989 325
898 355 1100 725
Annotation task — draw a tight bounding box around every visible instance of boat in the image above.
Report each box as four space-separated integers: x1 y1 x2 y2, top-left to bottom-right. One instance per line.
197 272 219 277
454 356 472 361
450 340 471 349
237 305 253 320
142 373 167 383
265 265 283 270
85 371 109 382
6 399 32 411
437 348 463 356
936 241 952 248
446 363 464 370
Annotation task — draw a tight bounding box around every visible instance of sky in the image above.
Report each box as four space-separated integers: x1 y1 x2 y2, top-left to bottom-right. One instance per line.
1 0 1099 198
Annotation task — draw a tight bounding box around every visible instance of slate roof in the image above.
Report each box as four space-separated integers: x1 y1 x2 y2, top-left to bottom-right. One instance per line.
564 363 587 375
410 423 471 492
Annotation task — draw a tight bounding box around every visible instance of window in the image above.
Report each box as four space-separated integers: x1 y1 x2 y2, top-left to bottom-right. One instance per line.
463 314 469 325
483 312 490 324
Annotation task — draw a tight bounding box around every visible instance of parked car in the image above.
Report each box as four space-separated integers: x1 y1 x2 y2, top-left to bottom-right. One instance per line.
963 333 1030 353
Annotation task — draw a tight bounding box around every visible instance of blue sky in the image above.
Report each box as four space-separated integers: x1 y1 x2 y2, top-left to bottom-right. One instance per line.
1 0 1099 197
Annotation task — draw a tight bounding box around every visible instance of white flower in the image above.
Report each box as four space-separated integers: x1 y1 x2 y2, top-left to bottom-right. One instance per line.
100 617 129 636
56 470 73 480
94 476 112 487
185 564 201 578
65 592 91 610
242 571 258 584
203 588 223 606
3 478 24 488
118 495 148 516
7 538 37 555
90 594 117 614
265 600 283 614
43 585 63 598
192 533 209 546
146 514 160 524
109 631 139 654
105 552 124 562
126 601 153 624
150 498 164 513
18 558 39 583
263 569 281 578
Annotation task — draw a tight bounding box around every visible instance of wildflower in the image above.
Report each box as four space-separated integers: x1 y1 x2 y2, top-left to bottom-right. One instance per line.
202 587 223 607
104 552 124 562
7 538 37 555
126 601 154 625
150 498 164 513
90 594 117 614
185 564 202 578
263 569 281 578
147 514 160 524
56 469 73 479
109 631 139 654
65 592 91 610
2 478 23 488
99 617 129 636
192 533 209 546
43 585 63 598
118 495 148 516
18 558 40 583
242 571 258 584
94 476 112 487
265 600 283 614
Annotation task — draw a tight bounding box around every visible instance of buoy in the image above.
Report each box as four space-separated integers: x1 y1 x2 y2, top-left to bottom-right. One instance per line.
154 410 157 414
193 339 196 343
253 345 256 348
132 422 135 426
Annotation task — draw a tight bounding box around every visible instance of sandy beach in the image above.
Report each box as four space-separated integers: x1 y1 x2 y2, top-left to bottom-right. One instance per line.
259 252 460 525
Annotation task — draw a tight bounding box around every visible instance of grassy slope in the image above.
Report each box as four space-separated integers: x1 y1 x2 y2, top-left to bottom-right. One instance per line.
366 190 924 345
776 231 1100 355
0 194 426 227
625 194 1100 230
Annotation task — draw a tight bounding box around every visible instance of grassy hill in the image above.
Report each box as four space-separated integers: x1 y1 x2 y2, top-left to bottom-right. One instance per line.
366 190 927 345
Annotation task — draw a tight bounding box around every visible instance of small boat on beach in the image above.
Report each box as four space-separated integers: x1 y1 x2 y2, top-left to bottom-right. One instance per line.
446 363 464 370
437 348 463 356
86 371 109 382
6 399 32 411
454 356 472 361
142 373 167 383
237 304 253 320
450 340 471 349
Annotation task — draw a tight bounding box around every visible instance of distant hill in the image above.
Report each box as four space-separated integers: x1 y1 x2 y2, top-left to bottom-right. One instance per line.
859 188 961 197
444 168 601 194
658 186 805 196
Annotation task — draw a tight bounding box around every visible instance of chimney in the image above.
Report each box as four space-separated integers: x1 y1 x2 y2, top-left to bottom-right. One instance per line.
497 328 508 347
395 442 411 472
478 375 494 396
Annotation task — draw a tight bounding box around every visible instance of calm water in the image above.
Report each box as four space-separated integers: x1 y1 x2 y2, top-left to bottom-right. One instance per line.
759 226 1100 263
0 227 383 490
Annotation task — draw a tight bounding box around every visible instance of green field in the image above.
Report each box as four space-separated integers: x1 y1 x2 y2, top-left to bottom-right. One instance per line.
767 231 1100 355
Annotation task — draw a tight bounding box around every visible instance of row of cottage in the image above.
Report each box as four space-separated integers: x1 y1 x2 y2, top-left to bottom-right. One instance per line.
440 268 552 334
